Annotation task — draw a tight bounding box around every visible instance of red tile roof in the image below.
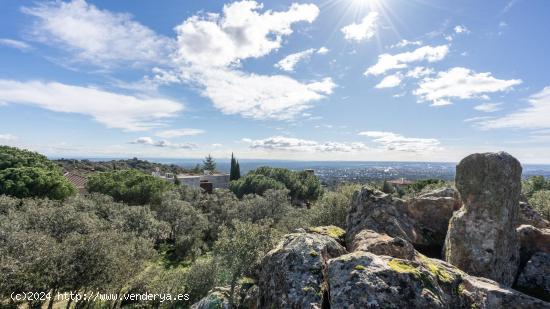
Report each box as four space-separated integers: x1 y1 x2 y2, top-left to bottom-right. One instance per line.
64 172 88 193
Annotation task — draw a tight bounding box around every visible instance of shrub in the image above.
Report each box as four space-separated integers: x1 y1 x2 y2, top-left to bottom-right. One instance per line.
87 169 174 205
230 174 286 198
0 167 75 200
308 184 361 228
528 190 550 221
522 176 550 198
232 167 322 203
0 145 57 171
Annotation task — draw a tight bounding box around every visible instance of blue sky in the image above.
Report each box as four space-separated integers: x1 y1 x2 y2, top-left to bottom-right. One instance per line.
0 0 549 163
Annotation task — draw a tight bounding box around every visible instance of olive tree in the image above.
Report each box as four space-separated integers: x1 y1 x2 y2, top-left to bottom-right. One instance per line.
214 220 277 307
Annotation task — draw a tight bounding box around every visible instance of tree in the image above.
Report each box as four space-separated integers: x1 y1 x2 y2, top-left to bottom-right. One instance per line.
86 169 174 205
0 167 76 200
157 192 209 259
239 189 291 224
202 154 216 172
528 190 550 221
238 167 323 203
183 257 219 304
523 176 549 198
230 174 286 198
214 220 276 307
0 145 57 171
309 183 361 228
230 153 241 181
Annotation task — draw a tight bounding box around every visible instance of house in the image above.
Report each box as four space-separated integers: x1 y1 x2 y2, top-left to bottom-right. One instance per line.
64 172 88 194
152 170 230 190
388 178 414 188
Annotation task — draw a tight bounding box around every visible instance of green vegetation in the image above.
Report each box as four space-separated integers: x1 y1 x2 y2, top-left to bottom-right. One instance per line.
522 176 550 220
407 179 447 194
202 154 216 172
87 169 174 205
55 157 195 175
522 175 550 198
0 145 57 170
308 184 360 228
214 220 277 307
0 167 76 200
528 190 550 220
229 153 241 181
307 226 346 242
230 174 286 198
230 166 322 204
0 146 75 200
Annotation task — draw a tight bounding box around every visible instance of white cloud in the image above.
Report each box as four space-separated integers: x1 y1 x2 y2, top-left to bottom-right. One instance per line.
414 67 522 106
0 134 17 141
480 87 550 130
243 136 368 152
171 1 332 120
155 128 205 138
0 79 183 131
406 67 434 78
182 68 335 120
464 116 495 123
390 39 422 48
365 45 449 76
22 0 174 67
174 1 319 67
317 47 329 54
275 47 329 72
375 73 402 89
359 131 441 152
0 38 32 51
341 12 379 42
275 48 315 72
454 25 469 34
474 102 502 113
132 137 196 149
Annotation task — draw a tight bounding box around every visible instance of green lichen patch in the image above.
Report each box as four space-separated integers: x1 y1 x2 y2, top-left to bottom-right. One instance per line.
309 250 319 257
354 264 367 271
388 259 421 275
307 226 346 241
420 257 458 283
388 259 439 297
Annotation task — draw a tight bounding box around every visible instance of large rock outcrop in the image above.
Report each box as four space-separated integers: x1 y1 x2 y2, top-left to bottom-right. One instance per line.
346 187 414 246
516 252 550 302
444 152 522 286
191 287 231 309
327 251 548 309
351 229 417 260
407 188 460 242
519 202 550 228
517 225 550 265
346 186 458 254
258 232 346 308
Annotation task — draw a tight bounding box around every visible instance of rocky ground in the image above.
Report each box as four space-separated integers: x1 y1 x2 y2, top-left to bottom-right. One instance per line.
192 152 550 309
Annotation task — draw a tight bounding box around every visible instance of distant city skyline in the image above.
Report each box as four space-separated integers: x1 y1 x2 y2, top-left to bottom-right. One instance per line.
1 0 549 163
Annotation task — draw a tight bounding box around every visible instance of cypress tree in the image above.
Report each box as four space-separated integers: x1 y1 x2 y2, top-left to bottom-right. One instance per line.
230 153 241 181
235 160 241 180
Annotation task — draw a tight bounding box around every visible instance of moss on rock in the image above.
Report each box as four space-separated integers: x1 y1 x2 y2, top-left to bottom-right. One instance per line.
307 226 346 243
